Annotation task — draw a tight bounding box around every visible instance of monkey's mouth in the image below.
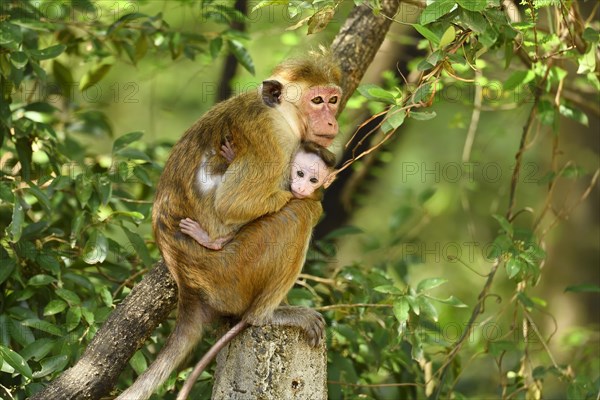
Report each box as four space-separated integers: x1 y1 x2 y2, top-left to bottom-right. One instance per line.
291 190 306 199
315 134 336 140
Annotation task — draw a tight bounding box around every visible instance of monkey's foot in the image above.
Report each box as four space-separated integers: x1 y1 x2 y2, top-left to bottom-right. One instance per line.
249 306 326 347
179 218 224 250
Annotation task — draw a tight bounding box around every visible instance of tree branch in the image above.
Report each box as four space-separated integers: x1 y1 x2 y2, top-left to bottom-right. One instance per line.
31 2 401 399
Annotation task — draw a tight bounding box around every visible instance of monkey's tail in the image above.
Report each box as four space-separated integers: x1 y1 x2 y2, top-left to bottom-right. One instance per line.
116 318 203 400
176 320 248 400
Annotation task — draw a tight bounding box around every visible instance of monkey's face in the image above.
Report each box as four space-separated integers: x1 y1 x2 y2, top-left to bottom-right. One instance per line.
301 86 341 147
289 151 331 199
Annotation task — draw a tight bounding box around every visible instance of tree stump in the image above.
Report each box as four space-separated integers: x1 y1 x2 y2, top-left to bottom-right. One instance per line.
211 325 327 400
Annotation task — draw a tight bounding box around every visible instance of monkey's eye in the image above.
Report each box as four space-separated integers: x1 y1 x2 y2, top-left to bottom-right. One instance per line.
311 96 324 104
297 170 305 178
329 96 338 104
310 177 319 184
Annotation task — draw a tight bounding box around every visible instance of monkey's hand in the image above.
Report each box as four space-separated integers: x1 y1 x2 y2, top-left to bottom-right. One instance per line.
246 306 326 347
179 218 230 251
220 139 235 164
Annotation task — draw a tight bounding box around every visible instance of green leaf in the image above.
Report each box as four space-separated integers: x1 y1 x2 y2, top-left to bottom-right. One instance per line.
27 274 56 287
112 131 144 154
122 226 154 267
8 317 34 347
25 185 51 213
410 111 437 121
582 27 599 42
381 106 406 133
420 0 456 25
93 175 112 206
412 24 440 46
55 288 81 306
418 297 439 322
416 278 447 293
81 308 95 325
412 83 432 104
29 44 66 60
15 138 32 180
82 230 109 264
129 350 148 375
228 40 255 75
79 63 112 91
517 292 535 309
0 260 16 285
0 23 23 46
492 214 513 236
99 287 114 307
427 295 468 308
66 307 82 332
457 0 486 11
36 253 61 275
487 235 513 259
8 196 25 242
405 296 420 315
0 345 32 378
10 51 28 69
374 285 403 295
21 339 56 361
393 297 410 323
114 147 151 162
322 226 363 240
439 25 456 48
133 166 153 186
565 284 600 293
75 175 93 207
32 355 69 378
357 84 396 104
559 104 589 126
505 257 522 279
43 300 68 316
210 37 223 59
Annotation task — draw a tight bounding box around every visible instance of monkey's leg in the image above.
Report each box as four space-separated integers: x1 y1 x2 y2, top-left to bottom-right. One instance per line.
116 299 212 400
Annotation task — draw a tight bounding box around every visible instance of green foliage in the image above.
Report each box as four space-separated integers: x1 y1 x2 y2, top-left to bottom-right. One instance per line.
1 1 598 400
0 1 254 398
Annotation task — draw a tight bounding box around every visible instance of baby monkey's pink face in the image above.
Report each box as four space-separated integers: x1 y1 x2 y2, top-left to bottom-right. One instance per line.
289 150 331 199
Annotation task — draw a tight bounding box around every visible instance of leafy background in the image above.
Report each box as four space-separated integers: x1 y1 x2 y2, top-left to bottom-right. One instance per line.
0 0 598 399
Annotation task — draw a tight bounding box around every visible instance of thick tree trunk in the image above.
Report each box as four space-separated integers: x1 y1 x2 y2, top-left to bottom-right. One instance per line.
31 1 401 399
211 325 327 400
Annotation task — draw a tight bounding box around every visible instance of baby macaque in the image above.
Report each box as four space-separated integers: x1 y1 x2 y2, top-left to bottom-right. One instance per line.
179 140 335 250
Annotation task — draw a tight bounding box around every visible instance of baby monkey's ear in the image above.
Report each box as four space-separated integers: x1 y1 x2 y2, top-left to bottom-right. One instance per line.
262 80 283 107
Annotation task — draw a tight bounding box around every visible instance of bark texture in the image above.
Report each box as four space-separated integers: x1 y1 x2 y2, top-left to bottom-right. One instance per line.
212 325 327 400
31 1 401 398
332 0 401 110
30 261 177 400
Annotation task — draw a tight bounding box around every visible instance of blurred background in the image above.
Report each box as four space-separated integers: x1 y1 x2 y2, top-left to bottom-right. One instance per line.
1 1 598 399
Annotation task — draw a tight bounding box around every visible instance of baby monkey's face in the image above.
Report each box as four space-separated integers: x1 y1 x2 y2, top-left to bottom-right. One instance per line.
289 150 330 199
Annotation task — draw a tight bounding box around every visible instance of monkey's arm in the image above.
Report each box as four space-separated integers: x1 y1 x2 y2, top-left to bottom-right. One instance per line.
179 218 233 250
213 152 293 226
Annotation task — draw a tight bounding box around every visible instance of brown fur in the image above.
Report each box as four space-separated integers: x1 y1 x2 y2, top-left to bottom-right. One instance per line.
117 56 341 400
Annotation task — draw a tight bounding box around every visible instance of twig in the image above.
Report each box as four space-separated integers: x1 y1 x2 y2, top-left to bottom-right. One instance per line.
315 303 392 311
430 260 500 400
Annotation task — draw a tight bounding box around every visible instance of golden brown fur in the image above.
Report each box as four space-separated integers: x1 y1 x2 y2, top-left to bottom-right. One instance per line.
117 55 341 400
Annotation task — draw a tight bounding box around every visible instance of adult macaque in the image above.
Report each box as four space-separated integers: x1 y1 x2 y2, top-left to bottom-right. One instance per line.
180 140 337 250
116 54 342 400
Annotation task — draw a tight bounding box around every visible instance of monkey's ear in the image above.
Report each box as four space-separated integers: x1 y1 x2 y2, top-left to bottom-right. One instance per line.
261 80 283 107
